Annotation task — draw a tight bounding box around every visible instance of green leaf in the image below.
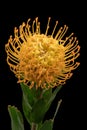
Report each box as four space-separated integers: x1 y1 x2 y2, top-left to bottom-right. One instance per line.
8 105 24 130
43 88 52 102
29 88 52 123
30 86 62 124
40 119 53 130
20 83 34 124
20 82 35 107
37 122 43 130
20 83 44 124
46 85 63 109
30 98 47 123
20 83 62 124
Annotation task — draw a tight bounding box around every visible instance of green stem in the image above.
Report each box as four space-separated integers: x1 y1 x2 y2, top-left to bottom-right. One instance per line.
31 123 37 130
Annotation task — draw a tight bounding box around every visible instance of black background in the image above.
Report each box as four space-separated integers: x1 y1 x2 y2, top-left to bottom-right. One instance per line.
0 1 86 130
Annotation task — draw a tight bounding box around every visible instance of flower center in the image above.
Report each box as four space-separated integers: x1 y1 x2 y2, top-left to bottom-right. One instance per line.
17 34 65 88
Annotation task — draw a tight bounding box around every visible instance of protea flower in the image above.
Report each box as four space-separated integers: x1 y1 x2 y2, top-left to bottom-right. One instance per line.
5 17 80 89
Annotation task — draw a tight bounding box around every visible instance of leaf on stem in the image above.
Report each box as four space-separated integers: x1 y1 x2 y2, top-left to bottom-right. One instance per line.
39 119 53 130
8 105 24 130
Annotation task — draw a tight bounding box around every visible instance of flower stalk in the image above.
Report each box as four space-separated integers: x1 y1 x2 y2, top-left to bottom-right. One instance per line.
31 123 37 130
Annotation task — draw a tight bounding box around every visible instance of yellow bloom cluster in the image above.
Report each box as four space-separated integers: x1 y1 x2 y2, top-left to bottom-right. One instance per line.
5 17 80 89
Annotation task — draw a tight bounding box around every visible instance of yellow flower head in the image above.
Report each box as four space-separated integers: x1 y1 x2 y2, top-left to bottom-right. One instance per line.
5 17 80 89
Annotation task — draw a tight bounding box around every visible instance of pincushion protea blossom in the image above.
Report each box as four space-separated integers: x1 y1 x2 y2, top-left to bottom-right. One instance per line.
5 17 80 89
